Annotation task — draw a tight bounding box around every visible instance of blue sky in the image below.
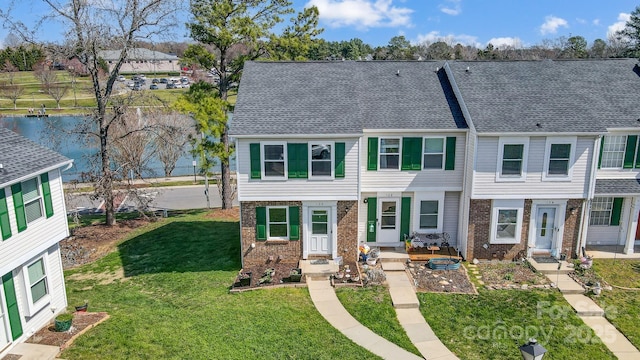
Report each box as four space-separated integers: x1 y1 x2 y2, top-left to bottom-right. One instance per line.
1 0 638 49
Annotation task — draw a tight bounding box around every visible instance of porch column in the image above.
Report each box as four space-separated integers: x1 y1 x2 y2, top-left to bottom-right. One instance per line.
624 196 639 254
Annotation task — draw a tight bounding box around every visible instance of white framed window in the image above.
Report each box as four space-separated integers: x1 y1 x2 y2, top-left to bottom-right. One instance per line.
309 142 334 178
379 138 400 170
543 137 576 181
261 142 287 179
490 199 524 244
590 197 613 226
423 137 445 170
22 256 50 316
412 192 445 233
496 137 529 181
601 135 626 169
267 207 289 240
22 178 43 223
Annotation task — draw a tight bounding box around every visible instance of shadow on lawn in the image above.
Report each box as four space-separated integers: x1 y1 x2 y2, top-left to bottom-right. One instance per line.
118 220 241 277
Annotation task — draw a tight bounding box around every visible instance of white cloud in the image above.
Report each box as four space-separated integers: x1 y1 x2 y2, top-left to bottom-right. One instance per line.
593 19 600 26
439 0 461 16
576 18 586 25
607 12 630 38
415 31 480 47
306 0 413 29
486 37 523 49
539 15 568 35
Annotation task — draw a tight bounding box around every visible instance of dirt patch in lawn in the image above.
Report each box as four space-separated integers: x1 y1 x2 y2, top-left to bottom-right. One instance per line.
204 208 239 221
23 312 109 350
407 262 477 294
61 219 150 269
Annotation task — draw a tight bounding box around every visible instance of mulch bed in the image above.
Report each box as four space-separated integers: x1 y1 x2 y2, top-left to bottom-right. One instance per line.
407 261 477 294
24 312 109 350
231 262 306 290
475 261 550 289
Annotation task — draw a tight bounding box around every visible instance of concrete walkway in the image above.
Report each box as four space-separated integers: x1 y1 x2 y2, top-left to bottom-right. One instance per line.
381 257 460 360
530 258 640 359
7 343 59 360
307 278 423 360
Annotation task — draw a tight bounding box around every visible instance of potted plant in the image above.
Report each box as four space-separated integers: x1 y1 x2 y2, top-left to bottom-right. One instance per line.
289 268 302 282
75 302 88 312
54 313 73 332
258 268 275 285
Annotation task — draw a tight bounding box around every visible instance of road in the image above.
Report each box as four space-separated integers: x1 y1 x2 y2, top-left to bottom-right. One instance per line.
66 184 239 215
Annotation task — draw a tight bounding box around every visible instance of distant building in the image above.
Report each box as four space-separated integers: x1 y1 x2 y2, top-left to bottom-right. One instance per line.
98 48 180 74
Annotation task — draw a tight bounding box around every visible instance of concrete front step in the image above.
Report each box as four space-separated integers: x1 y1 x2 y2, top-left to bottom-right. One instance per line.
563 294 605 316
8 343 59 360
381 262 406 271
299 260 338 279
378 248 410 263
529 259 573 275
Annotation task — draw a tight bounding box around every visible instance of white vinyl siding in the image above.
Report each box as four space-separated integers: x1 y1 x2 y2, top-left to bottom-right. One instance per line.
473 136 593 198
443 192 460 247
236 139 359 201
361 133 465 192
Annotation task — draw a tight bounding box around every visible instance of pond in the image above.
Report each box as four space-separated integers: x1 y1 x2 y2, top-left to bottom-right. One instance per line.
0 115 233 182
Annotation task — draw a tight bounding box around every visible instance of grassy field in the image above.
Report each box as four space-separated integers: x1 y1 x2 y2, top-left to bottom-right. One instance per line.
418 290 615 360
62 211 380 359
590 259 640 350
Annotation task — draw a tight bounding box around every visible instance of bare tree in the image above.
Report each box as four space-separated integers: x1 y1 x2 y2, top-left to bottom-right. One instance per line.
47 84 69 109
2 0 180 225
153 112 195 177
110 109 157 180
2 60 19 85
0 82 24 109
33 60 57 89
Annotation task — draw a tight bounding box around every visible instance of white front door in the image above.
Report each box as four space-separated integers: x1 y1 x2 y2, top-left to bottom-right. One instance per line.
535 207 557 252
378 198 400 243
308 207 331 255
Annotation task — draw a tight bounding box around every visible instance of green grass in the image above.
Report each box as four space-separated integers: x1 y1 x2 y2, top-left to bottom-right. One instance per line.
589 259 640 350
418 290 615 360
335 286 421 356
62 211 379 359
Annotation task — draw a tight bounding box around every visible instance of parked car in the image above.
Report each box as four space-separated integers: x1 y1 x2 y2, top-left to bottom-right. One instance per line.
159 78 168 84
152 78 159 84
150 84 159 90
132 84 142 91
166 83 176 89
117 75 126 82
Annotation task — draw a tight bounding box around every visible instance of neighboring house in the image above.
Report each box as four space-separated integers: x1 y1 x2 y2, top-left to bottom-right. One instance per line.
232 59 640 265
0 128 73 356
98 48 180 74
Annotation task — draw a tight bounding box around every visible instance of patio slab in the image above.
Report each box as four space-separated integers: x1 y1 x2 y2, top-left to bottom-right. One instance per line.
8 343 59 360
585 245 640 259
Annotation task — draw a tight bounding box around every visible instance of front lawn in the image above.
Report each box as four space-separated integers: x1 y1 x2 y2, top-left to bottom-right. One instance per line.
418 290 615 360
590 259 640 350
62 211 378 359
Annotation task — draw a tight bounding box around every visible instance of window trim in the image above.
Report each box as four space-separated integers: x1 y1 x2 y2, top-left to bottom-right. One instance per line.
589 197 613 226
542 137 576 181
490 199 524 244
600 135 627 169
308 141 335 180
422 136 445 170
496 137 529 182
378 137 401 170
412 192 445 233
261 142 287 180
22 256 50 316
22 177 44 225
267 206 289 240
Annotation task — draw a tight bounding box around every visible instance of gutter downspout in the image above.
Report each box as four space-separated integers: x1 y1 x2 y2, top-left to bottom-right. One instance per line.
576 135 601 257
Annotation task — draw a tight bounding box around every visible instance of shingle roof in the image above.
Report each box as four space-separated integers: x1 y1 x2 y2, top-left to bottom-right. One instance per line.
0 128 72 187
446 59 640 133
594 178 640 195
230 61 467 136
98 48 179 61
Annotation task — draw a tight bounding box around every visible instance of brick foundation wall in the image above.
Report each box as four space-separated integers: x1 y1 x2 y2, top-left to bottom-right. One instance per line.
240 201 359 267
467 199 583 260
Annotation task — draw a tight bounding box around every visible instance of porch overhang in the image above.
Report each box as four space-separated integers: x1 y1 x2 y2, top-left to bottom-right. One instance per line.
594 178 640 196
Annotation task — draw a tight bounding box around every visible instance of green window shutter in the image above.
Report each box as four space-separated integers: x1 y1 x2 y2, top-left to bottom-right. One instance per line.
256 207 267 241
40 173 54 218
623 135 637 169
401 138 421 170
249 143 261 179
287 144 308 179
445 137 456 170
11 183 26 232
335 142 345 178
2 273 23 340
598 137 604 169
635 137 640 168
400 197 411 241
367 197 377 242
367 137 378 170
610 198 624 226
289 206 300 240
0 188 11 240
